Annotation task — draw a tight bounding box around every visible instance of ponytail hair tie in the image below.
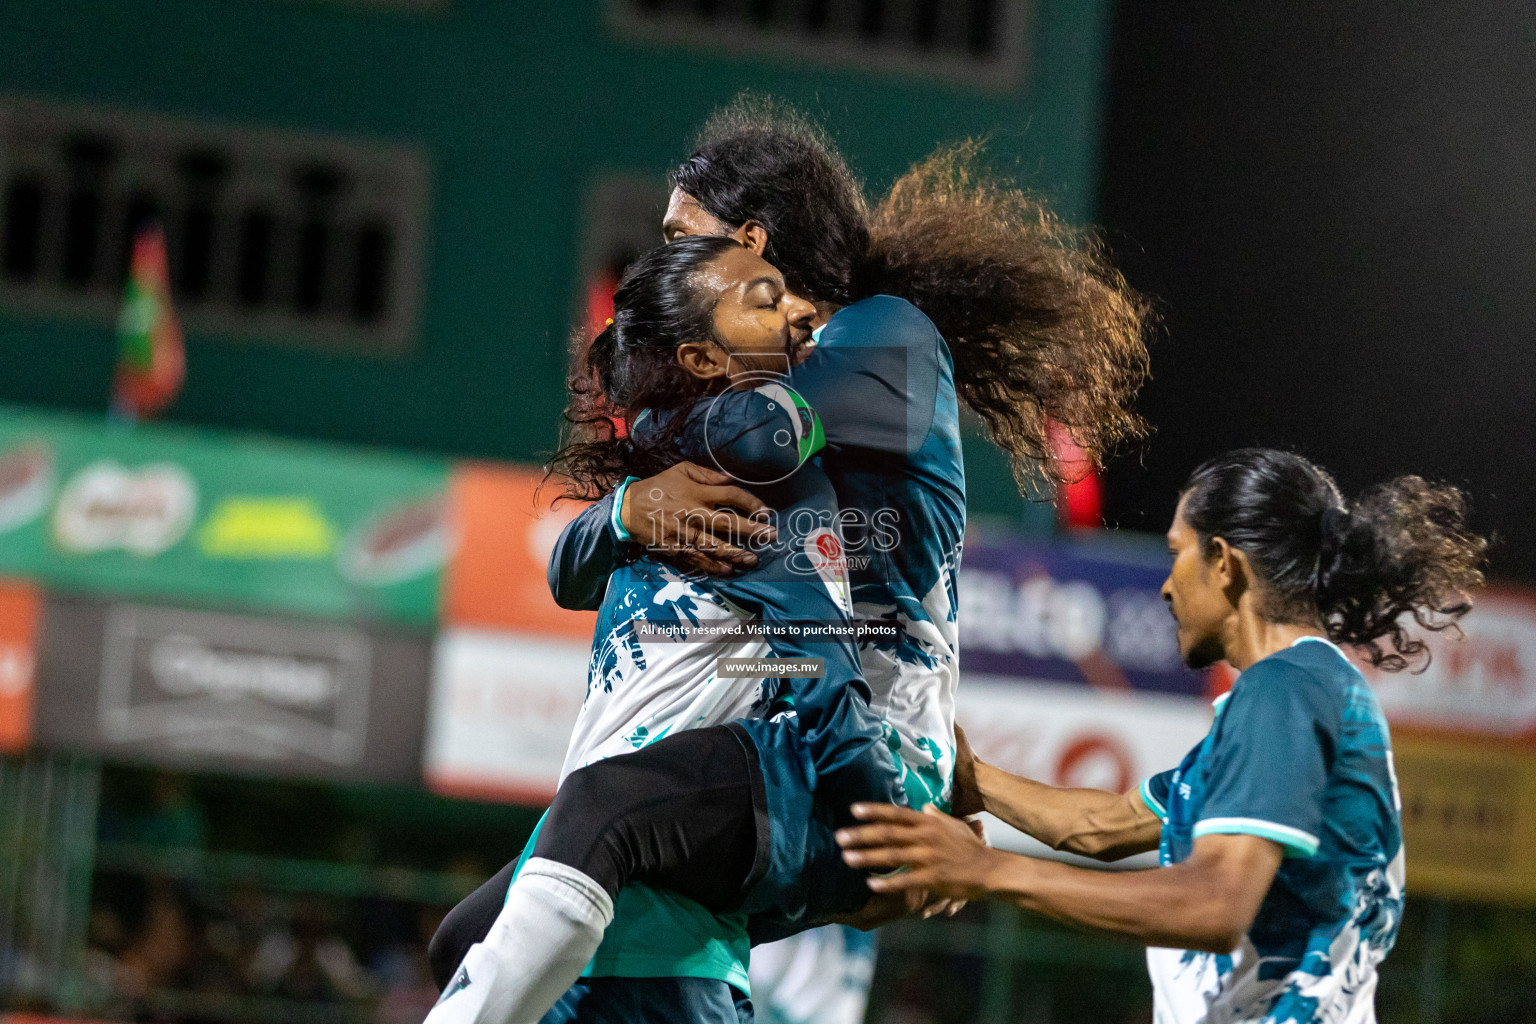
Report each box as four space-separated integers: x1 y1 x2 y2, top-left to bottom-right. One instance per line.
1320 505 1351 542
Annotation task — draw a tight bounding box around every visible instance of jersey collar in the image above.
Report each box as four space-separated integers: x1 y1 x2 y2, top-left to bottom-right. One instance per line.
1212 636 1349 712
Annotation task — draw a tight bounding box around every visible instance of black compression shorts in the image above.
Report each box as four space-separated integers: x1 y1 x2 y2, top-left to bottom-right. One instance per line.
429 724 768 990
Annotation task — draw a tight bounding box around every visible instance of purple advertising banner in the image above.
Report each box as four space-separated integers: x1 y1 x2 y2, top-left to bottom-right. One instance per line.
958 535 1214 698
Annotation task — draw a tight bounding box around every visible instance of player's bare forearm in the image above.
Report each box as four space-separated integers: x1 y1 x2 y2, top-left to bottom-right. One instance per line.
967 760 1161 861
967 841 1280 952
837 805 1282 954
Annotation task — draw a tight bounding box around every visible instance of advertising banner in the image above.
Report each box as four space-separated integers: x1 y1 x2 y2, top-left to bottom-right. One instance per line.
32 594 432 784
0 576 40 753
440 463 598 640
424 628 589 804
0 406 450 625
958 535 1213 697
1360 589 1536 741
1391 733 1536 905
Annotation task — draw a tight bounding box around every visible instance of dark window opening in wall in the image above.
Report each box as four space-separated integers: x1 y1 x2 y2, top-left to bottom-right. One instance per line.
0 96 429 357
236 210 275 309
968 0 996 54
351 222 392 324
3 178 46 282
858 0 883 39
61 135 116 289
611 0 1029 86
175 151 228 303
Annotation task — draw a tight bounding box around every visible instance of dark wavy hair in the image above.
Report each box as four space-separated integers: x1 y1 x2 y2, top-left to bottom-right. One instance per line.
550 235 742 499
673 96 1152 487
673 94 869 309
1179 448 1488 671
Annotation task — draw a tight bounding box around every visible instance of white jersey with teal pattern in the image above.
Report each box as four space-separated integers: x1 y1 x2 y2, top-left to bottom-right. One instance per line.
559 565 775 782
551 295 966 812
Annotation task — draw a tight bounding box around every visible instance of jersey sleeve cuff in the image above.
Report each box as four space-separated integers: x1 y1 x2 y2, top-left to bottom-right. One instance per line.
1192 817 1320 858
1138 778 1169 822
610 476 640 543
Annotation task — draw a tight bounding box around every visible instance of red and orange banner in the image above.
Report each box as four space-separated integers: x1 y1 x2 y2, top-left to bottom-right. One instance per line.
0 577 40 754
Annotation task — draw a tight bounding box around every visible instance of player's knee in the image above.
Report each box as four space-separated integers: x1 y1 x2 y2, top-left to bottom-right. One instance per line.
533 761 638 894
427 911 467 991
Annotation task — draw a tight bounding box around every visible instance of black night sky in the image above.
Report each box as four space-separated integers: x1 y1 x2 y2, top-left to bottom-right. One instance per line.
1097 2 1536 583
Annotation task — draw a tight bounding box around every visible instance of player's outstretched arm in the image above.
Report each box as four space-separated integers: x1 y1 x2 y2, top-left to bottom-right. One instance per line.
837 805 1282 954
951 725 1161 862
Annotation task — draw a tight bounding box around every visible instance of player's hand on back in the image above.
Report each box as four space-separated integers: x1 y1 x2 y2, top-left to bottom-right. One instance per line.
618 462 778 575
837 804 1003 902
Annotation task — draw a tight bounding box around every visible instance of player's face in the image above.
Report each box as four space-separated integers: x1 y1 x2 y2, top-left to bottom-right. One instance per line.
694 246 816 378
1161 501 1231 669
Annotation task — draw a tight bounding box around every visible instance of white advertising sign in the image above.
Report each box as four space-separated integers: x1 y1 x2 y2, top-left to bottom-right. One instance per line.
1362 591 1536 738
957 677 1214 866
425 628 588 804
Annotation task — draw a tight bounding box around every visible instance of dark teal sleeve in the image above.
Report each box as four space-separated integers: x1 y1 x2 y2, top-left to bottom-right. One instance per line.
789 296 940 457
668 385 823 479
546 492 626 612
1193 660 1334 858
1140 769 1177 821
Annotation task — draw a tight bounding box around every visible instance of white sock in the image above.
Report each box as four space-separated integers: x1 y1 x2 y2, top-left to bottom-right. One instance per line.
425 858 615 1024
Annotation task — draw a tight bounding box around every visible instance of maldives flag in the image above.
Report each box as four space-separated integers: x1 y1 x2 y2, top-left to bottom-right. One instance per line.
112 225 185 420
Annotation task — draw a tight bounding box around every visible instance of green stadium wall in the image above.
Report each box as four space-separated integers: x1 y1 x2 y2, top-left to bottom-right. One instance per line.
0 0 1116 521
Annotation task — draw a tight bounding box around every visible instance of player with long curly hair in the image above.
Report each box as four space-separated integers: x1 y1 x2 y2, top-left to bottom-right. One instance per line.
427 97 1153 1024
837 448 1486 1024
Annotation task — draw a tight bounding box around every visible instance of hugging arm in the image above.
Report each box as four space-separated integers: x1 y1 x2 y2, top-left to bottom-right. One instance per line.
547 490 627 612
547 463 777 609
548 296 943 608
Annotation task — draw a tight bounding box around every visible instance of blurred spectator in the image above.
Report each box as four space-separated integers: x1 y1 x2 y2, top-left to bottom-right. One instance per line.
372 904 444 1024
248 897 374 1002
113 883 194 999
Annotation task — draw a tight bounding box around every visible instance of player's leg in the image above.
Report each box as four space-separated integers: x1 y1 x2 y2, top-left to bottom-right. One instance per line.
426 725 764 1024
430 859 517 989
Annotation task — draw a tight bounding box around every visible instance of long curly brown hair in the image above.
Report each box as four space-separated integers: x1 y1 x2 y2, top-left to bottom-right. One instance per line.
855 141 1153 487
674 95 1153 488
1181 448 1488 671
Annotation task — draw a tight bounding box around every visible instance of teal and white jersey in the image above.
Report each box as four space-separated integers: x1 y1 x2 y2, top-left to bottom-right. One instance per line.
551 296 967 811
786 296 966 811
559 562 775 781
1140 637 1405 1024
